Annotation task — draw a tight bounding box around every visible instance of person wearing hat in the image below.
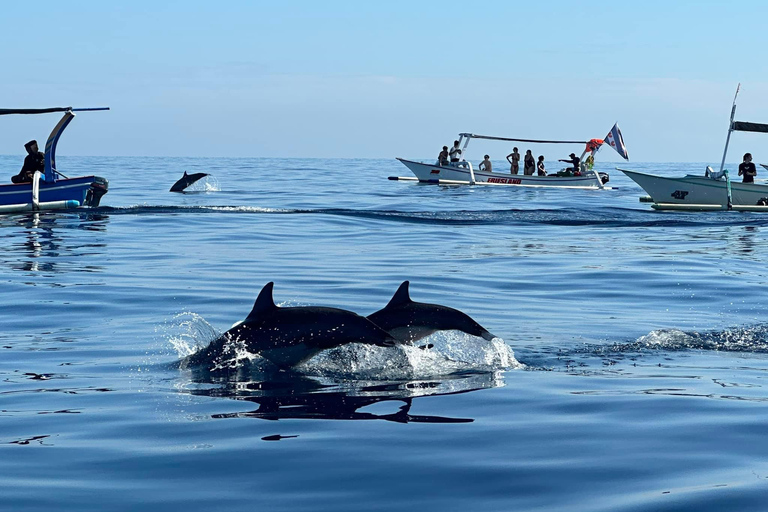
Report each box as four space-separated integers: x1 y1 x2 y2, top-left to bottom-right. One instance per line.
11 140 45 184
558 153 581 176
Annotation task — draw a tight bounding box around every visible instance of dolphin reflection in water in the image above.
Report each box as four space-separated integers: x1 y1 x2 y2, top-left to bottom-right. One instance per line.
182 368 506 425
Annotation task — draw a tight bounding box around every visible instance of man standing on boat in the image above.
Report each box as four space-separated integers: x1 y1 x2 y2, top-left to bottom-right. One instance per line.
11 140 45 184
738 153 757 183
449 140 462 163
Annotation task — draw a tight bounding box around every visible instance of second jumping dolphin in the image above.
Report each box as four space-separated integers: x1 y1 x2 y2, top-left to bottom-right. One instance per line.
368 281 497 343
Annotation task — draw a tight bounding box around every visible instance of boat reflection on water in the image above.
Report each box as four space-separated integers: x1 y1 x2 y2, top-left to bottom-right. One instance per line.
181 367 506 424
1 211 109 273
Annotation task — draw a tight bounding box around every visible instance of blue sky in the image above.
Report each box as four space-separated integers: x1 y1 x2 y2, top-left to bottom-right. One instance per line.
1 1 767 161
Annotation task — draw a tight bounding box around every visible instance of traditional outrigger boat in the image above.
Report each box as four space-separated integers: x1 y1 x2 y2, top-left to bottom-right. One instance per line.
0 107 109 214
392 124 629 190
621 85 768 211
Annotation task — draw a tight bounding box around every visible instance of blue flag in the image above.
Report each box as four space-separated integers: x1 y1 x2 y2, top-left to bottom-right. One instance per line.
605 123 628 160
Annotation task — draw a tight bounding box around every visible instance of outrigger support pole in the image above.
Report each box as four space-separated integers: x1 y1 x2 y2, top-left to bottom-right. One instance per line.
460 136 471 162
719 83 740 173
579 147 603 190
467 161 476 185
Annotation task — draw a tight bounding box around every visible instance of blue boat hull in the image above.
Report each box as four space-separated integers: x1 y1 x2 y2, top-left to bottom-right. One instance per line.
0 175 108 208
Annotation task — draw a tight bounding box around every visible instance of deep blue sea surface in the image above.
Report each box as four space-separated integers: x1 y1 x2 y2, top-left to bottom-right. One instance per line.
2 156 768 511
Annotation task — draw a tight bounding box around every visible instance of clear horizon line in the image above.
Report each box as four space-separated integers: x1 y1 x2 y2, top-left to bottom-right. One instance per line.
0 154 754 164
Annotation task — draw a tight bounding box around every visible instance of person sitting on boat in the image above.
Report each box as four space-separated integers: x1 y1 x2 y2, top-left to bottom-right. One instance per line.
537 155 546 176
738 152 757 184
449 140 462 163
437 146 449 166
506 147 520 174
11 140 45 184
584 154 595 171
523 150 535 175
479 155 492 172
558 153 581 176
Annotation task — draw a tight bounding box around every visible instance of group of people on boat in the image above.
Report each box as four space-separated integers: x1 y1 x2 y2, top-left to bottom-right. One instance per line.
437 141 590 177
11 140 44 184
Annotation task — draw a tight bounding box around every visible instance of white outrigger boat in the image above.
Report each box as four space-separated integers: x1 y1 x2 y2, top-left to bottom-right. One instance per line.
392 124 629 190
622 85 768 211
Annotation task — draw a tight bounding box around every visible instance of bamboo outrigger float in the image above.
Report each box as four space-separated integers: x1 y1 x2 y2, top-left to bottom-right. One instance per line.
392 124 629 190
622 85 768 212
0 107 109 214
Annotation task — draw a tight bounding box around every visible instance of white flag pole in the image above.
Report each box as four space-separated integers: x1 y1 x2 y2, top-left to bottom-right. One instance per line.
719 84 741 173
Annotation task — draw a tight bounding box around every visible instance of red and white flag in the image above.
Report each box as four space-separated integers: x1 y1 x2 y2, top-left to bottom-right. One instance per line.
605 123 629 160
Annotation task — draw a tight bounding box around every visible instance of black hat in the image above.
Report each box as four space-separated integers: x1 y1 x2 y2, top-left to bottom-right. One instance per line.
569 153 576 157
24 140 38 150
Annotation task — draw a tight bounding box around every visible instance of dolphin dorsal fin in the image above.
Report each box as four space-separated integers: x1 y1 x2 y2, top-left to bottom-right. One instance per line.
386 281 412 308
247 282 278 319
183 171 188 177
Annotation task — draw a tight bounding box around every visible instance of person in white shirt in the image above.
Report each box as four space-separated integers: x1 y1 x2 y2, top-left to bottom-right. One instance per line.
449 140 462 163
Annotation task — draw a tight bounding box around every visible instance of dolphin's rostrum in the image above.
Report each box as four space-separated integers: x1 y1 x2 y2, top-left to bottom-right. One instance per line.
368 281 497 343
185 282 398 369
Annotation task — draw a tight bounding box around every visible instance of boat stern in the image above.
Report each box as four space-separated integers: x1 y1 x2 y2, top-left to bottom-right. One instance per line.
84 176 108 206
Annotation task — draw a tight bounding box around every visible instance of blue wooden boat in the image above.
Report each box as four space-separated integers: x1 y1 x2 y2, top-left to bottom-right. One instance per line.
0 107 109 213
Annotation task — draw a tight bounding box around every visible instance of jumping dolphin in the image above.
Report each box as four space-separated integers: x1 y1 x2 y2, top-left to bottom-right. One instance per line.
170 171 210 192
185 282 398 369
368 281 497 343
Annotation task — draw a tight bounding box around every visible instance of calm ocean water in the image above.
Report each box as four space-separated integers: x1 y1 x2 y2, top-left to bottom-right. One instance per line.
2 155 768 511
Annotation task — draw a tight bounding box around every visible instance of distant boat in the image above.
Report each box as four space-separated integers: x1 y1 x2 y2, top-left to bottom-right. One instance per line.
621 168 768 211
0 107 109 214
622 84 768 211
392 124 629 190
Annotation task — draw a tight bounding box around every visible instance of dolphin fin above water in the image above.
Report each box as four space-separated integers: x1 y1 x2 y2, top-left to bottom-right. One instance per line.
368 281 497 343
185 282 399 370
247 281 278 318
170 171 210 192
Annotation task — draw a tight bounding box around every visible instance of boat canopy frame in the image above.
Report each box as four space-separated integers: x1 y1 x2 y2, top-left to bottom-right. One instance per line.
1 106 109 182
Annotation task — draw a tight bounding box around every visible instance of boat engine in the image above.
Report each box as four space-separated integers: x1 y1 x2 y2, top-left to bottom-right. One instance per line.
599 173 610 184
84 176 109 206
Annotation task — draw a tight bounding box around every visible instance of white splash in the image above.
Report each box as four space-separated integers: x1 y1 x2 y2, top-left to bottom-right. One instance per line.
304 330 523 379
163 312 220 358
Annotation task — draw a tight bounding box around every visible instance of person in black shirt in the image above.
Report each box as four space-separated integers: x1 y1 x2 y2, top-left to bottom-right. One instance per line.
12 140 45 184
558 153 581 175
437 146 449 166
738 152 757 184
